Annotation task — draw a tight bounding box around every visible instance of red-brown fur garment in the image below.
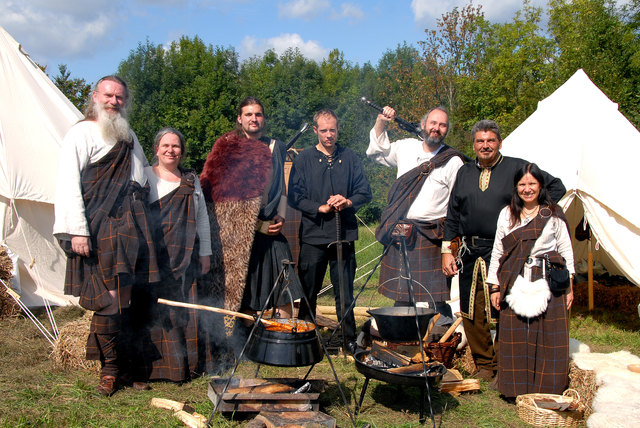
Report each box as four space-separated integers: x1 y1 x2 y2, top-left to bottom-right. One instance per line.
200 131 272 203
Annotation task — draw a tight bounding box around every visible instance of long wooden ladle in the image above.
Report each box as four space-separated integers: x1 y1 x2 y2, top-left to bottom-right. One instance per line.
157 298 296 332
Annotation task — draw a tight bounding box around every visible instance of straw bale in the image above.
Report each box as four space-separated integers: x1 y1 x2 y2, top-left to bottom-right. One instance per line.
452 345 477 376
568 360 596 418
51 310 100 373
0 247 19 319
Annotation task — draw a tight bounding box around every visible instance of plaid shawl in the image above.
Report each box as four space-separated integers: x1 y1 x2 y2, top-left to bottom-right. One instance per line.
375 145 465 246
62 140 160 311
496 207 566 300
151 170 197 281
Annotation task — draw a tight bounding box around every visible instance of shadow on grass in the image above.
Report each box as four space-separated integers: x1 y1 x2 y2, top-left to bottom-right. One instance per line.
572 304 640 331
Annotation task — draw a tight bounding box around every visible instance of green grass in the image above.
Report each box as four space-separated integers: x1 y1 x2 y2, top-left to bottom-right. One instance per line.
2 229 639 427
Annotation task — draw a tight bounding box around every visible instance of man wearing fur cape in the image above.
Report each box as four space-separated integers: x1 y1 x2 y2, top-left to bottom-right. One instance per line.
200 97 300 344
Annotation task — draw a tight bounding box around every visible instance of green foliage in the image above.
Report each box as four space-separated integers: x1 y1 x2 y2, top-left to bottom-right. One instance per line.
52 64 91 112
118 36 239 171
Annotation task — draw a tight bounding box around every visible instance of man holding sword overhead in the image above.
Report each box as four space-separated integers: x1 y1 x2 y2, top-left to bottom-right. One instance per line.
366 103 466 326
288 108 372 355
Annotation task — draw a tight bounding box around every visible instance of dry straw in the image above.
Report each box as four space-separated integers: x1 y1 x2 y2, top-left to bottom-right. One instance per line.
50 310 100 374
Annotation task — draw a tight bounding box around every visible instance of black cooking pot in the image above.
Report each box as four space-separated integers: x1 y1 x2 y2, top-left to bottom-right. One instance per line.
245 318 323 367
367 306 436 342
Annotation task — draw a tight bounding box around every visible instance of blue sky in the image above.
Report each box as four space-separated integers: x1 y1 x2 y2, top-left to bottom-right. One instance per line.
1 0 549 85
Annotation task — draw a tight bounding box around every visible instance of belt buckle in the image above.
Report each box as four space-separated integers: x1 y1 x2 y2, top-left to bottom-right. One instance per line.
471 236 478 247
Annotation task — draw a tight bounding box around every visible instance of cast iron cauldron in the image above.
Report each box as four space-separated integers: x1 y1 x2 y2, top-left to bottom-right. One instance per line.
245 318 323 367
367 307 436 342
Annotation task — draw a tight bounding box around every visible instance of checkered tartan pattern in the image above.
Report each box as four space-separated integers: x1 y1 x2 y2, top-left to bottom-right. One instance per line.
152 171 197 280
63 140 160 311
378 231 448 303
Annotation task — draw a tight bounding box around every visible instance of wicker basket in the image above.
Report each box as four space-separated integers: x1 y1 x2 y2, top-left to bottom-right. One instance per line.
426 332 462 368
516 389 584 427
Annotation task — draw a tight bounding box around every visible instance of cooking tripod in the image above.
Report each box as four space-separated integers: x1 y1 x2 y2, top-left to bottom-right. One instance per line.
342 233 439 427
208 259 364 428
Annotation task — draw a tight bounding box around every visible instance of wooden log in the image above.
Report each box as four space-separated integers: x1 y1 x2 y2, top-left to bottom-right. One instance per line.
150 397 195 413
438 316 463 343
256 411 336 428
173 410 207 428
439 379 481 395
387 363 431 374
441 369 463 383
371 341 412 366
316 305 377 317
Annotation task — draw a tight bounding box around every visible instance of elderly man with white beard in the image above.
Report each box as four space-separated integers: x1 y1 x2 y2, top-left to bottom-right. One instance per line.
54 75 159 396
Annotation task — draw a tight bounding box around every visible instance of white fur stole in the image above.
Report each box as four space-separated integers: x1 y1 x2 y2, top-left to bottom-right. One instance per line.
505 275 551 318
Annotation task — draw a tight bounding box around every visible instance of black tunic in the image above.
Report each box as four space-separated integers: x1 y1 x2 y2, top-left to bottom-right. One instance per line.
443 155 566 318
288 145 372 245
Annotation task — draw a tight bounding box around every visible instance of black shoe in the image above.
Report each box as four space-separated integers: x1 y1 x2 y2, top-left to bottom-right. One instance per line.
346 340 358 355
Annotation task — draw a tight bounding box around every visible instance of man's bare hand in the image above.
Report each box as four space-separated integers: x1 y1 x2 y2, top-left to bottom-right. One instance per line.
268 215 285 235
71 235 91 257
318 204 333 214
442 253 458 277
490 290 501 311
200 255 211 276
374 106 396 138
327 194 351 211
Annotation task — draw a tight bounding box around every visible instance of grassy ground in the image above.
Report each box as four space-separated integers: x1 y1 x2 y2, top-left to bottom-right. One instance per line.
1 224 638 427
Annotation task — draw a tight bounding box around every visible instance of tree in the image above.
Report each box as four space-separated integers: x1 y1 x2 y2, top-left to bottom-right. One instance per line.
52 64 91 112
549 0 640 125
118 36 240 171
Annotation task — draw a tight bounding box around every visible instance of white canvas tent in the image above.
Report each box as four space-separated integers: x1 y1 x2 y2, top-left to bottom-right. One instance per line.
502 69 640 288
0 26 82 307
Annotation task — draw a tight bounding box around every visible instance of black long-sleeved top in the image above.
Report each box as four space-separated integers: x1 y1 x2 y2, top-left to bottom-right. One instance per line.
443 155 566 241
288 145 372 245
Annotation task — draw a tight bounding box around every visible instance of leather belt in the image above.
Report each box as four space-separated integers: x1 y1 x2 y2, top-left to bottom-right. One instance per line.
465 236 494 248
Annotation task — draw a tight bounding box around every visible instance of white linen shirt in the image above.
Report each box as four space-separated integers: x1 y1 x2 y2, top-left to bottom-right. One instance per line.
53 121 148 239
145 166 212 257
486 206 575 285
366 128 463 221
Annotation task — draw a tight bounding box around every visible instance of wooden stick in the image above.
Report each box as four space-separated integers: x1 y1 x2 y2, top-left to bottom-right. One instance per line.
438 316 464 343
157 298 294 332
422 313 441 342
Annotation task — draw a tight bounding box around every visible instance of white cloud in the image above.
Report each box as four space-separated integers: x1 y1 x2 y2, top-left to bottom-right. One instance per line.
410 0 548 25
331 3 364 22
0 0 123 61
240 33 328 62
278 0 330 20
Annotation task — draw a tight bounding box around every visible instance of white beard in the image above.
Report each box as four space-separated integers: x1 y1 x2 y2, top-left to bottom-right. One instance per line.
95 103 131 143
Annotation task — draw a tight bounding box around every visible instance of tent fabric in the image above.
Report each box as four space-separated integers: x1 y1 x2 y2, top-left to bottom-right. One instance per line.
502 69 640 287
0 26 82 306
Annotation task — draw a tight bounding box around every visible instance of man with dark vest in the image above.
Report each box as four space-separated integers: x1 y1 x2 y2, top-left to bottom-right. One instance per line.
54 76 159 396
442 119 566 381
367 106 466 323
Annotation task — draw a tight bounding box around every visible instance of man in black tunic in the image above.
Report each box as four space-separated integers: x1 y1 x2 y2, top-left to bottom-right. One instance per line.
441 120 565 381
288 109 372 354
53 76 159 396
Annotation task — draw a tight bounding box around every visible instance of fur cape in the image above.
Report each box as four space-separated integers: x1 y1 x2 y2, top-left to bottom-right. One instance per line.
200 131 272 312
200 130 271 203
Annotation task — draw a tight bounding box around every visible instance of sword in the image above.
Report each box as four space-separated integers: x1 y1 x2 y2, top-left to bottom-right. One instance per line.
328 209 350 356
361 96 425 140
286 122 309 150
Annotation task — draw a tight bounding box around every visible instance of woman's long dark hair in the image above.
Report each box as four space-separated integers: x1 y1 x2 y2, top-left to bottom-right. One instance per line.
509 163 557 227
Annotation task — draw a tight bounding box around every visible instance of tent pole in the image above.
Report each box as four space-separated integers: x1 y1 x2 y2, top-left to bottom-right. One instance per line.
588 238 594 311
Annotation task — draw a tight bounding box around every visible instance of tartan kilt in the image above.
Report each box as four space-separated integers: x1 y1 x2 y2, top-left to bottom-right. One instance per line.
378 232 448 303
147 276 199 382
497 287 570 398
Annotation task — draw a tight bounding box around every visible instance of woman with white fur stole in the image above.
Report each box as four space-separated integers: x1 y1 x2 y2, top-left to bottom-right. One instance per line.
486 163 574 399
